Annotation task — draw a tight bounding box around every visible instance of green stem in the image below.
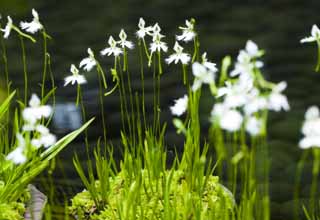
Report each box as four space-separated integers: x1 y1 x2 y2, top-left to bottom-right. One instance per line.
19 36 28 104
98 72 107 147
12 26 36 43
310 148 320 217
96 61 108 89
316 40 320 72
138 40 147 130
41 30 48 100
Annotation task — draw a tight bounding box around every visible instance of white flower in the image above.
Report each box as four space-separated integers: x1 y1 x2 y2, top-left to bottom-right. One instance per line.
192 62 216 91
230 50 263 77
244 89 268 115
64 64 87 86
220 109 243 132
31 125 56 148
268 81 290 112
6 134 26 164
1 16 13 39
176 19 196 42
301 25 320 43
165 42 190 64
79 48 97 71
100 36 123 57
217 79 253 108
20 9 43 34
136 18 153 39
170 95 188 116
246 116 263 136
299 106 320 149
305 106 319 120
22 94 52 125
118 29 134 49
201 52 218 72
245 40 263 57
150 35 168 54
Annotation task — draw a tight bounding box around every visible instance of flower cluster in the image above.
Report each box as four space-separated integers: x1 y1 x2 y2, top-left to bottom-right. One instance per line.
211 41 289 135
6 94 56 164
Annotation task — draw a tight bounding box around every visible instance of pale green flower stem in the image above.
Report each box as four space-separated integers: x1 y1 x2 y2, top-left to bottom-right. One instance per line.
97 69 107 147
12 26 36 43
310 148 320 217
118 57 133 139
294 150 309 220
138 40 147 130
0 29 11 146
41 30 49 100
96 61 108 89
316 40 320 72
182 64 187 85
19 35 28 105
192 35 200 63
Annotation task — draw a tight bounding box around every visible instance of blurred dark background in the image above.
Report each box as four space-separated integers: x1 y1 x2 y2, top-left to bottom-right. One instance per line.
1 0 320 219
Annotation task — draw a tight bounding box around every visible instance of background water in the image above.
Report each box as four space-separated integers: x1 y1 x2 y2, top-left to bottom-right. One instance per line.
1 0 320 219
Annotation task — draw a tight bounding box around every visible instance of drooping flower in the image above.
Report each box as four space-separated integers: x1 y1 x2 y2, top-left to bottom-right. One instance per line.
165 42 190 64
118 29 134 49
6 134 26 164
267 81 290 112
20 9 43 34
192 62 216 91
100 36 123 57
246 116 263 136
79 48 97 72
300 24 320 43
22 94 52 125
136 17 153 39
1 16 13 38
64 64 87 86
299 106 320 149
170 95 188 116
176 19 196 42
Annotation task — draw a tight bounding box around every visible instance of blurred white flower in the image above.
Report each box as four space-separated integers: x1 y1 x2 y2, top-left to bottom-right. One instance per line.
217 78 253 108
299 106 320 149
64 64 87 86
170 95 188 116
301 24 320 43
100 36 123 57
165 42 190 64
79 48 97 72
268 81 290 112
136 18 153 39
6 134 26 164
22 94 52 125
1 16 13 38
201 52 218 72
192 62 216 91
20 9 43 34
150 35 168 54
230 50 263 77
220 109 243 132
118 29 134 49
176 19 196 42
245 40 263 57
246 116 263 136
243 89 268 115
31 125 56 148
